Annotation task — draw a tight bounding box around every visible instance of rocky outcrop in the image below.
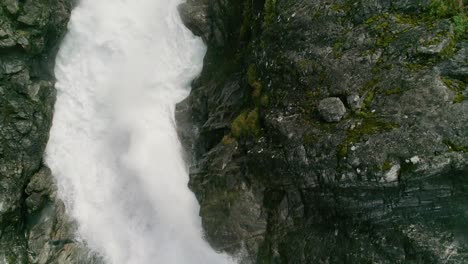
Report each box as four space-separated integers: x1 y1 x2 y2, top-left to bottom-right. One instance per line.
25 167 102 264
177 0 468 263
0 1 99 263
317 97 347 122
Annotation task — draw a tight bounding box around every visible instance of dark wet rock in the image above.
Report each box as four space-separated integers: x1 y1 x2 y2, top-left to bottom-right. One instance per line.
178 0 210 42
0 1 100 263
177 0 468 263
346 94 364 111
317 97 347 122
25 167 102 264
2 0 19 15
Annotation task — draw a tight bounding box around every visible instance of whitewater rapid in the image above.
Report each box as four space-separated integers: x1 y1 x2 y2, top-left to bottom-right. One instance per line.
45 0 234 263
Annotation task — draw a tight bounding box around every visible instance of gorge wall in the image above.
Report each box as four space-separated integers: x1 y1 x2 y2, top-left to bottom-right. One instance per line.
177 0 467 263
0 1 99 263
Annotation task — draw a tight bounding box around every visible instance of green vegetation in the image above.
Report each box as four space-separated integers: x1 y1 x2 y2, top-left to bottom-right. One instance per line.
333 41 344 58
363 89 376 109
383 87 403 95
439 35 457 59
247 64 266 105
264 0 277 26
247 64 258 86
405 63 428 72
338 119 399 157
365 14 397 48
359 79 380 111
443 139 468 152
260 94 270 107
454 92 465 103
226 64 267 140
441 76 467 103
252 81 263 101
330 3 351 12
382 160 393 171
240 0 253 39
453 13 467 39
222 134 236 145
429 0 464 18
428 0 466 40
231 108 261 139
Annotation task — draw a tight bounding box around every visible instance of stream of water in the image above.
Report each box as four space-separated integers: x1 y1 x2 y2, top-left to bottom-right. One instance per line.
45 0 234 263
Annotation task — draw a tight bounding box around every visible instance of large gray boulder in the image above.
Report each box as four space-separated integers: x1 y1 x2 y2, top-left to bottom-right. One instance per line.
317 97 347 122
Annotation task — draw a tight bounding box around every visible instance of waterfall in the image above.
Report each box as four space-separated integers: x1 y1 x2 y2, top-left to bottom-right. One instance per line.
45 0 235 263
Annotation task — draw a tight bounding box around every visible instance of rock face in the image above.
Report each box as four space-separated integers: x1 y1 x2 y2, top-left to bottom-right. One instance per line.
0 1 100 263
177 0 468 263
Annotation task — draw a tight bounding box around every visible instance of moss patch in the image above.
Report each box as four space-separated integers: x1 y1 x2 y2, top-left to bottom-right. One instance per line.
441 76 467 103
453 14 467 39
338 119 399 158
240 0 253 40
264 0 277 27
231 108 261 139
443 139 468 153
382 160 393 171
383 86 403 95
428 0 464 19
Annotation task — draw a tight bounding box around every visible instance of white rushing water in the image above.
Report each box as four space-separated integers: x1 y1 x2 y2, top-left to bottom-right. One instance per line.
45 0 235 263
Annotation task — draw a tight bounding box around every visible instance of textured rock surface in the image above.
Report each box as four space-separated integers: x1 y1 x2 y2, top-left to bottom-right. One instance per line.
177 0 468 263
317 97 347 122
0 1 100 263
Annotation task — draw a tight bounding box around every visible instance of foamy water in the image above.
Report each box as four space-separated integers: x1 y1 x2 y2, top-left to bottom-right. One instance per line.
45 0 234 263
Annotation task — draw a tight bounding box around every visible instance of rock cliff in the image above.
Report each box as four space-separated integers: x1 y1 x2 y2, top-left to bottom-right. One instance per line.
0 1 99 263
177 0 468 263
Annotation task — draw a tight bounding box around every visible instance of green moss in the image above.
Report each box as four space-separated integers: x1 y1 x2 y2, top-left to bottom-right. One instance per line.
240 0 253 40
297 58 318 73
6 254 18 264
330 4 342 12
304 133 318 145
453 14 467 39
442 76 465 91
363 89 376 109
441 76 467 103
354 110 375 119
222 134 236 145
333 41 344 58
231 108 261 139
252 81 263 101
247 64 258 86
394 13 421 26
260 94 270 107
453 92 466 103
405 63 427 72
264 0 277 27
338 119 399 158
443 139 468 153
382 160 393 171
429 0 463 19
366 14 397 48
439 34 457 59
383 87 403 95
376 33 395 48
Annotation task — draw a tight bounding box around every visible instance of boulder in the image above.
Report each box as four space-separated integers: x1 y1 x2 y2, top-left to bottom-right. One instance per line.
318 97 347 122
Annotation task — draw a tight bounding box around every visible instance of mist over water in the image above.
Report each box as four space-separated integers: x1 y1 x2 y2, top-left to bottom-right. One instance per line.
45 0 235 263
